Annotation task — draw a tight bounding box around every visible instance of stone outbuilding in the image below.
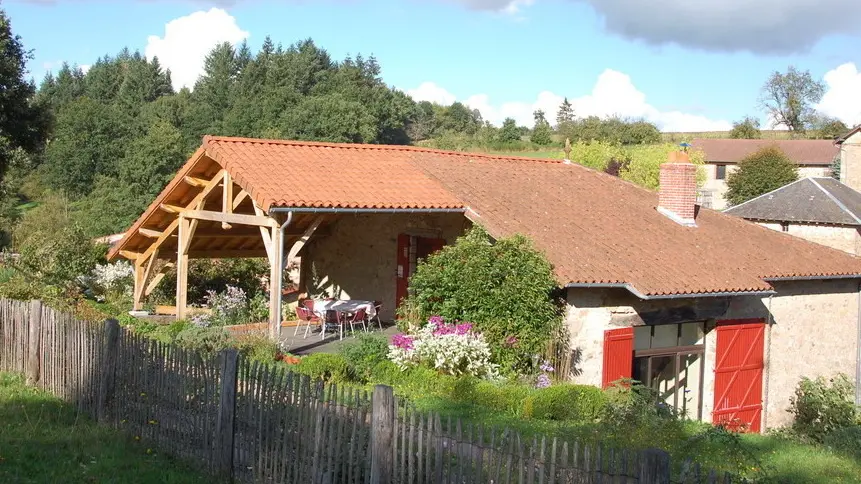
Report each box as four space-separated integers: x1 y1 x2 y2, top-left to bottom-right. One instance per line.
724 177 861 255
108 136 861 432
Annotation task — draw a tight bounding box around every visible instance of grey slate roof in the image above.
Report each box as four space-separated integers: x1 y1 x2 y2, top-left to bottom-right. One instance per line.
724 177 861 226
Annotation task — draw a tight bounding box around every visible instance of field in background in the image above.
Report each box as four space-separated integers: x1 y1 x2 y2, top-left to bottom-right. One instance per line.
662 130 793 142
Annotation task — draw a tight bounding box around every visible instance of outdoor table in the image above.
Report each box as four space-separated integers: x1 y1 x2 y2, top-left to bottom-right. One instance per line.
311 299 376 324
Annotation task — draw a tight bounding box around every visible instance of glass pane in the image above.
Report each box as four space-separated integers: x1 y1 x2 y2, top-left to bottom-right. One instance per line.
634 326 651 350
679 322 705 346
652 325 678 348
649 356 676 407
632 356 649 385
677 353 703 420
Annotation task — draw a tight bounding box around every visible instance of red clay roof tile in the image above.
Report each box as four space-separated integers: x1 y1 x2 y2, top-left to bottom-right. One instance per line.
110 136 861 297
691 138 839 166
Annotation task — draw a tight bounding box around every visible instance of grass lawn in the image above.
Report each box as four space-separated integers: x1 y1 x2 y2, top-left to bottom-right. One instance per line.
0 373 214 484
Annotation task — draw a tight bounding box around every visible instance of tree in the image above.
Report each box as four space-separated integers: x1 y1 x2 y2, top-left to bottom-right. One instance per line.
556 97 574 127
725 146 799 206
405 226 562 374
809 116 848 140
498 117 520 143
530 110 553 145
729 116 762 139
760 67 825 132
0 8 51 181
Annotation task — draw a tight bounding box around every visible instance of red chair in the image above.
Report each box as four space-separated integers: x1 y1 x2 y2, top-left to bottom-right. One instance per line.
339 308 367 340
372 301 383 330
295 306 320 338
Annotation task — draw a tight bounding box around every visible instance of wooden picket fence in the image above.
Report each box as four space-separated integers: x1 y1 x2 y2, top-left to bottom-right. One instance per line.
0 299 732 483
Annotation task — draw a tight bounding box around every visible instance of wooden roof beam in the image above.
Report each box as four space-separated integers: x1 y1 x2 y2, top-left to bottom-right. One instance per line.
183 209 279 228
183 175 209 188
138 227 163 238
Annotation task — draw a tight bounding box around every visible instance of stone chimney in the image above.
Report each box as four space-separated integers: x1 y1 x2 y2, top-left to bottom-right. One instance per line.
658 151 697 226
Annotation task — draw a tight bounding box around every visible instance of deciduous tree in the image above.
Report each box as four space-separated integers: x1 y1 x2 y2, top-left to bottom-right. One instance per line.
530 110 553 145
726 146 798 206
760 67 824 133
729 116 762 139
498 117 521 143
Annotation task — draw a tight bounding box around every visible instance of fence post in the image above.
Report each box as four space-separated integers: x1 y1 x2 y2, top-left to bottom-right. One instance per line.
370 384 395 484
25 300 42 384
216 348 239 480
97 319 120 423
638 448 670 484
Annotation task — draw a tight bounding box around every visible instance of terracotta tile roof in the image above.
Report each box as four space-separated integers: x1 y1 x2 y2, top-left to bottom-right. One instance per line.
725 177 861 226
411 154 861 296
202 136 464 211
111 136 861 297
691 138 839 166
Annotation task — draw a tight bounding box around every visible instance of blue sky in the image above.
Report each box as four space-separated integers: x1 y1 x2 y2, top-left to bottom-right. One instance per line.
8 0 861 131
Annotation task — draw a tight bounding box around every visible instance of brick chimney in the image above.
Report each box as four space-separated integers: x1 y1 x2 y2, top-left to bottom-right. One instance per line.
658 151 697 226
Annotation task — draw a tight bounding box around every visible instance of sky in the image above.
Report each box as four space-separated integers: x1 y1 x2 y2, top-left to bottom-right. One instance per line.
7 0 861 131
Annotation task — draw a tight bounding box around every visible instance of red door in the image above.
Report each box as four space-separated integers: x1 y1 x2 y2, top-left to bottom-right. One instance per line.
602 327 634 388
713 319 765 433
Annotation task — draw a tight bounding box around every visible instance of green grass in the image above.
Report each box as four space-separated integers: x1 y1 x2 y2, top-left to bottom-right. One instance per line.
0 373 213 484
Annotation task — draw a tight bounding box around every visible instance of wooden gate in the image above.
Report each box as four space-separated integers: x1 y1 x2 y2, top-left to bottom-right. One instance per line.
602 327 634 388
713 319 765 433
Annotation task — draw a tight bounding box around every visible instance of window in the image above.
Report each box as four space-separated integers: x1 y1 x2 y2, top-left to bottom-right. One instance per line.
632 322 706 420
781 222 789 232
715 164 727 180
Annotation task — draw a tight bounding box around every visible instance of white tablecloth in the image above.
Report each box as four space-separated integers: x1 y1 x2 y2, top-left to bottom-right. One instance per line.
311 299 376 320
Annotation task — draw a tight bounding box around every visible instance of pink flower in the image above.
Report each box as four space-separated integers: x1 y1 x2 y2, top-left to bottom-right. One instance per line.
504 335 519 347
392 334 414 350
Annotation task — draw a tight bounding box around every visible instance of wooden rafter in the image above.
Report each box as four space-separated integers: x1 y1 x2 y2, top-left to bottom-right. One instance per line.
120 250 140 260
159 203 185 214
138 227 162 238
231 190 250 210
145 262 174 296
138 169 226 266
182 210 278 228
183 175 209 187
287 215 325 261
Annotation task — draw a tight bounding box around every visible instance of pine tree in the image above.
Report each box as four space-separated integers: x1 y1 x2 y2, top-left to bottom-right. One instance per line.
531 110 553 145
556 97 574 126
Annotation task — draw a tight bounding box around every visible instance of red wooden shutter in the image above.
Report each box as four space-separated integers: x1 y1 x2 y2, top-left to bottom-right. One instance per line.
713 319 765 433
395 234 410 310
602 327 634 388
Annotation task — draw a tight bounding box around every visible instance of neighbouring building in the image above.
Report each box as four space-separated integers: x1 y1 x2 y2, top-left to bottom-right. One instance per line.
838 125 861 192
724 177 861 255
692 138 839 210
109 136 861 432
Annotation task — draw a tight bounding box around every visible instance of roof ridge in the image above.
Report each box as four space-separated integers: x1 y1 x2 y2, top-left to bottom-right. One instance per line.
724 177 811 213
809 177 861 225
202 135 566 165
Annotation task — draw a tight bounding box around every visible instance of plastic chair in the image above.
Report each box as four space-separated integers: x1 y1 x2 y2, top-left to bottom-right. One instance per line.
294 306 320 338
339 308 367 340
372 301 383 330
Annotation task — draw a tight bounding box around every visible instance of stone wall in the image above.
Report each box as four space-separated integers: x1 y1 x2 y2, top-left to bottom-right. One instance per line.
301 213 470 321
759 222 861 255
841 130 861 192
564 279 859 429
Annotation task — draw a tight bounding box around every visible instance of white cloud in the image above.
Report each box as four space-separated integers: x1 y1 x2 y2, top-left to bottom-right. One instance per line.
816 63 861 127
407 82 457 105
144 8 249 91
79 64 91 74
409 69 731 132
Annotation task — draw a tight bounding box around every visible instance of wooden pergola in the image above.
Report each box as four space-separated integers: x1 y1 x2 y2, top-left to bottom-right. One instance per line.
107 148 326 339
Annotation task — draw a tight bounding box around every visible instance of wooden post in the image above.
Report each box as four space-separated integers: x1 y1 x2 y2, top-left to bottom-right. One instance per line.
268 225 283 340
216 348 239 479
176 216 190 320
132 261 145 311
97 319 120 423
26 300 42 384
370 385 395 484
638 448 670 484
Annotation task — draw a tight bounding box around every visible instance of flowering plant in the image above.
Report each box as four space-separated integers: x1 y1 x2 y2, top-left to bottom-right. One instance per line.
535 360 554 388
388 316 498 378
205 285 249 326
78 261 134 301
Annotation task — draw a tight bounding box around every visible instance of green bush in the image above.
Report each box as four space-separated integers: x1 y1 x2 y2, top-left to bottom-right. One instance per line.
405 226 562 374
234 332 279 365
823 424 861 459
725 146 798 206
173 326 233 353
295 353 349 383
370 360 404 386
789 374 857 442
340 333 389 382
525 384 607 421
461 380 532 416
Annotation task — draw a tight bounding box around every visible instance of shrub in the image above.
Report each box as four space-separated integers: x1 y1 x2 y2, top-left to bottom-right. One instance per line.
369 360 404 386
603 380 676 424
525 384 607 421
150 258 269 306
173 326 233 353
789 374 856 442
405 226 562 374
388 317 498 378
294 353 349 383
459 380 532 416
823 424 861 459
725 146 798 206
341 333 389 382
234 332 279 365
